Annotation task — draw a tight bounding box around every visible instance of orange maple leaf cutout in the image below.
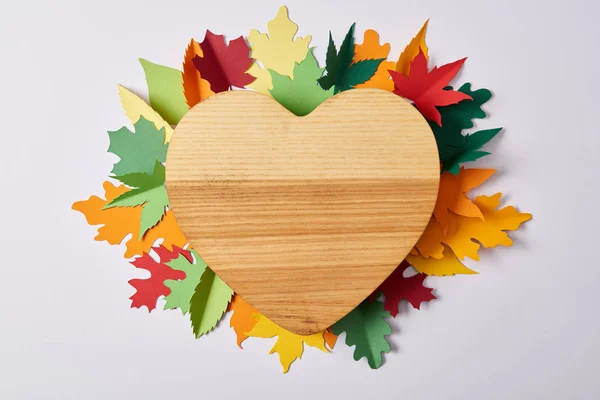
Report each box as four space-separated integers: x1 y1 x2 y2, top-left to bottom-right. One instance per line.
389 49 472 126
434 168 496 233
353 29 395 91
72 181 188 258
396 20 429 77
228 294 258 348
182 39 215 108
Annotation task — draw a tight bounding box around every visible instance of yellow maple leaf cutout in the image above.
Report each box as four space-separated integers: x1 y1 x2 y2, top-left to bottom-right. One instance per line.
247 6 312 94
72 181 188 258
396 19 429 77
228 294 258 348
353 29 395 91
415 193 531 262
246 314 329 373
117 85 174 143
434 168 496 233
407 248 477 276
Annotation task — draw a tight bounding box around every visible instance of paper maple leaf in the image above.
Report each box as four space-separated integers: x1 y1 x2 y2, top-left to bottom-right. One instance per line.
395 20 429 77
407 248 477 276
389 49 471 125
228 294 258 348
369 261 436 317
193 30 255 93
128 245 191 311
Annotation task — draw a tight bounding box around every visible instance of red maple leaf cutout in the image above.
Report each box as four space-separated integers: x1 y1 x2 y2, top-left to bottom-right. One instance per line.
389 48 472 126
369 260 436 317
128 245 192 311
192 30 255 93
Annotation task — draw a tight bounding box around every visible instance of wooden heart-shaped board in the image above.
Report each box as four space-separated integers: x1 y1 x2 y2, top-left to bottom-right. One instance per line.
166 89 439 335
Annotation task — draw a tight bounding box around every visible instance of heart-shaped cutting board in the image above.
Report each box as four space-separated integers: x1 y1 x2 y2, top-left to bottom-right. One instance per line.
166 89 439 335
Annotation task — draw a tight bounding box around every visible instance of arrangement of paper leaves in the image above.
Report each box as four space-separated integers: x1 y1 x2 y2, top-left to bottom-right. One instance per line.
72 6 531 372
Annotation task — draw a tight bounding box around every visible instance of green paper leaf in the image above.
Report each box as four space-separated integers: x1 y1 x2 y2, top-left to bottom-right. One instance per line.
108 116 168 176
189 268 234 338
318 24 378 93
164 250 208 314
139 58 188 125
268 50 334 116
437 83 492 131
442 128 502 174
332 299 392 369
138 186 169 236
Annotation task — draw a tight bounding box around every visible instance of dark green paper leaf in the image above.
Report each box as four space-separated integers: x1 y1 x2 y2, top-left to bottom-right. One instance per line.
189 268 233 338
441 128 502 174
339 58 385 92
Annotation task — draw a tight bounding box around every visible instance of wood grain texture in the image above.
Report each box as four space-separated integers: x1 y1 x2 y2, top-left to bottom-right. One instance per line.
166 89 440 335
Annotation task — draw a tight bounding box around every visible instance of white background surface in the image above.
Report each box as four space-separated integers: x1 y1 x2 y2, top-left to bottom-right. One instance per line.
1 0 598 398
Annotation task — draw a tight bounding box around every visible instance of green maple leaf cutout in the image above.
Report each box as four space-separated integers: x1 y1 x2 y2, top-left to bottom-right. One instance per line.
163 250 208 314
332 299 392 369
269 49 334 116
317 24 384 94
431 83 502 174
108 116 168 176
104 161 169 239
189 268 233 338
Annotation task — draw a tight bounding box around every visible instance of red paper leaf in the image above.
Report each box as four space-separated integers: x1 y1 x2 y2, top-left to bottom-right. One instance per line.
192 30 255 93
389 49 471 126
369 260 436 317
128 245 191 311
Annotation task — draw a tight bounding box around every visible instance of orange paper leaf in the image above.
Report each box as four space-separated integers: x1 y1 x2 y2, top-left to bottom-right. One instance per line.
353 29 395 91
182 39 214 108
72 181 188 258
228 294 258 348
434 168 496 233
396 19 429 77
323 328 338 350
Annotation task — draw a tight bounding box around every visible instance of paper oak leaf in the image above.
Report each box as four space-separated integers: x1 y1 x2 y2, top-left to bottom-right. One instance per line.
389 49 471 126
128 245 191 311
189 268 233 338
332 299 391 369
246 314 329 373
182 39 214 108
247 6 311 94
407 248 477 276
269 49 333 116
353 29 395 91
193 30 255 93
107 116 168 177
228 295 258 348
117 85 173 143
72 182 187 258
396 20 429 77
434 168 496 233
139 58 188 125
369 261 436 317
163 250 207 314
318 24 384 94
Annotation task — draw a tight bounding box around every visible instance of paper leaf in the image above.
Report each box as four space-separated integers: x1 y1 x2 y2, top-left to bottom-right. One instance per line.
139 58 188 125
117 85 173 143
353 29 395 91
416 194 532 261
189 268 234 338
247 5 312 94
72 182 187 258
228 294 258 348
435 83 492 131
107 116 168 176
369 260 436 317
269 49 333 116
246 314 329 373
182 39 215 108
396 20 429 77
128 245 191 311
441 128 502 175
389 49 471 125
407 248 477 276
193 31 255 93
332 299 391 369
323 328 338 350
318 24 384 94
163 250 207 314
434 168 496 233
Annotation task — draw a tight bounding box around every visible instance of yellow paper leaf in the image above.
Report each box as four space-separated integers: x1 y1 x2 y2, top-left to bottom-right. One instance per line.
228 294 258 348
247 6 312 94
72 181 188 258
353 29 395 91
407 248 477 276
117 85 174 143
396 20 429 77
246 314 328 373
